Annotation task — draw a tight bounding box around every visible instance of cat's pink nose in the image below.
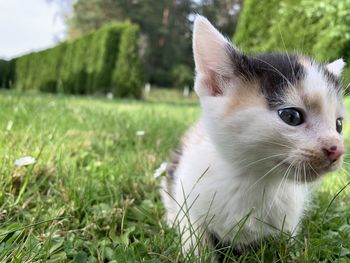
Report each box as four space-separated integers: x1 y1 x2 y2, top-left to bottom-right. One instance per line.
323 145 344 162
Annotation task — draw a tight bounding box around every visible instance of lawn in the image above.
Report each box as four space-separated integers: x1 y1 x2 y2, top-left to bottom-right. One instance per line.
0 89 350 262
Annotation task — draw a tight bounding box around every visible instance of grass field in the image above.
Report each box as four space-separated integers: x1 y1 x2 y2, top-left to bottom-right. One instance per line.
0 89 350 262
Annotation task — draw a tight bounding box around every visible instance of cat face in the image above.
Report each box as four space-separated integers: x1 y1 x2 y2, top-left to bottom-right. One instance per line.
193 16 346 182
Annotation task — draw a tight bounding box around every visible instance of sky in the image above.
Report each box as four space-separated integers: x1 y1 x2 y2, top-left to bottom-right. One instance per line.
0 0 67 60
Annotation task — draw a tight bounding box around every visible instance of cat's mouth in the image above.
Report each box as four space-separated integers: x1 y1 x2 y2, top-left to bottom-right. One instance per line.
314 157 343 174
280 157 343 182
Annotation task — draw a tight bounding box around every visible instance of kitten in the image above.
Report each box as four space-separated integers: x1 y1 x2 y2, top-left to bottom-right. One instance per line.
161 15 346 257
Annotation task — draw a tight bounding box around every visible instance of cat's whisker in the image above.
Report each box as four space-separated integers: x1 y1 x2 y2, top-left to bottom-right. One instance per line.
277 24 296 80
306 162 320 179
343 82 350 95
260 140 293 149
277 163 292 191
222 137 294 149
248 157 290 191
341 161 350 169
258 134 296 146
295 163 303 200
278 22 308 88
254 57 295 90
265 160 295 219
340 167 349 173
296 162 301 184
240 153 289 169
267 163 293 207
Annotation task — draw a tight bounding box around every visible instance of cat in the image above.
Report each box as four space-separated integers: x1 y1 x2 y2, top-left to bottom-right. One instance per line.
161 15 346 258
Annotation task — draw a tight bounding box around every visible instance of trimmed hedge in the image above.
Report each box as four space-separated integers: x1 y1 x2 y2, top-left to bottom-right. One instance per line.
112 24 143 99
6 22 143 97
234 0 350 83
0 59 7 87
0 59 14 88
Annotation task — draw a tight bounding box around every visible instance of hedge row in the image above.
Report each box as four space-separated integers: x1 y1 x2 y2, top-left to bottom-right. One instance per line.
0 22 143 98
234 0 350 83
0 59 14 88
112 25 143 98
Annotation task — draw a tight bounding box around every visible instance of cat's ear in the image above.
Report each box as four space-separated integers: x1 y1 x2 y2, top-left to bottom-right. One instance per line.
193 15 240 97
326 59 346 77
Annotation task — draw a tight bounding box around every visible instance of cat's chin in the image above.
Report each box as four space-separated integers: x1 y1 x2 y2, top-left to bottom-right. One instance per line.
315 159 343 176
303 169 333 183
282 158 343 183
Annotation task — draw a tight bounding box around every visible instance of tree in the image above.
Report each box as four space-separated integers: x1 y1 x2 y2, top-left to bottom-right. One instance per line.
53 0 243 87
66 0 194 86
234 0 350 84
197 0 242 37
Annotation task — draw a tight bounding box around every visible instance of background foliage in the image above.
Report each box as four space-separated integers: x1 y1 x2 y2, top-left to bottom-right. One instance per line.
112 24 143 99
66 0 242 88
0 59 14 89
1 22 143 98
234 0 350 83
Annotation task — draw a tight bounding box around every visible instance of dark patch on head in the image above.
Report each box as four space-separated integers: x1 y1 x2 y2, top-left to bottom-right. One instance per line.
226 45 305 108
319 64 342 94
249 53 305 108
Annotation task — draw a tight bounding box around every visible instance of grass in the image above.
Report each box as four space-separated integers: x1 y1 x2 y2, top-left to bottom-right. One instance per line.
0 89 350 262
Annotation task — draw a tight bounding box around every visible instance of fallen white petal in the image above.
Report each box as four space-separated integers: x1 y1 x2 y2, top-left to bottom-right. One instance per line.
154 162 167 178
6 120 13 131
106 92 114 100
136 130 145 136
15 156 36 166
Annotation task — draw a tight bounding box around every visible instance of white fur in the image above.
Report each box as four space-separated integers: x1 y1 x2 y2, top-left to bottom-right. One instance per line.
193 15 240 97
169 125 310 251
161 16 344 255
304 62 344 119
327 58 346 77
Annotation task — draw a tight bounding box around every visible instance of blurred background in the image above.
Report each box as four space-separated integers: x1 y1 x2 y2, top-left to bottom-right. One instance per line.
0 0 349 97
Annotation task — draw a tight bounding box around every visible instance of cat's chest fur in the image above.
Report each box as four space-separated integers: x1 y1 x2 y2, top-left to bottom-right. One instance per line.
172 122 309 245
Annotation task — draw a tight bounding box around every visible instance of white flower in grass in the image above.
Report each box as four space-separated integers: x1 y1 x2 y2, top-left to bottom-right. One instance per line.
154 162 167 178
106 92 114 100
6 120 13 131
15 156 36 166
136 130 145 136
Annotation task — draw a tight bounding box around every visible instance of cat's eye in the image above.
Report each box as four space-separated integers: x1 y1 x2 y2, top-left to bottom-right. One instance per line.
278 108 304 126
336 118 343 133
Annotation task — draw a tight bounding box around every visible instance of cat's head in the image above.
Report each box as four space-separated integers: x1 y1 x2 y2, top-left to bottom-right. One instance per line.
193 16 346 182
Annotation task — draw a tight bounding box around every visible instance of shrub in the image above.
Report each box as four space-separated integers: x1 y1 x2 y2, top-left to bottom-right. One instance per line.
14 45 67 93
171 64 193 89
0 59 14 88
0 59 7 87
234 0 290 53
112 23 143 98
234 0 350 82
10 22 143 97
